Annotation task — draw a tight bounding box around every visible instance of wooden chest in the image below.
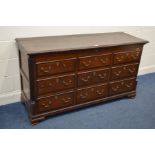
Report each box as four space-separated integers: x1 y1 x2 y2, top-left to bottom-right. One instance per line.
16 32 148 124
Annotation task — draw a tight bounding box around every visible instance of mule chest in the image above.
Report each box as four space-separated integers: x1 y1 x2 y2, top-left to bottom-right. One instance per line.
16 32 148 124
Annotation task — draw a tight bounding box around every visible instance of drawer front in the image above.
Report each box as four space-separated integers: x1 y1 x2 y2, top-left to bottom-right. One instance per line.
77 84 108 104
109 78 136 95
111 63 139 80
38 91 74 112
114 51 141 65
37 74 75 96
79 53 112 70
78 68 110 87
36 58 76 77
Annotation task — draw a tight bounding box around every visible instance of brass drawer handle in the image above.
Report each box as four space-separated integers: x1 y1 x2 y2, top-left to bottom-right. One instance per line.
62 97 71 103
100 58 108 64
42 100 52 108
96 89 104 95
116 54 124 62
112 85 120 91
98 73 106 79
62 63 67 68
116 55 124 62
63 79 72 86
41 67 50 73
44 105 49 108
125 83 133 88
82 60 91 67
128 68 135 73
80 93 88 99
116 57 122 62
114 70 121 76
123 66 136 73
131 55 137 59
81 76 90 82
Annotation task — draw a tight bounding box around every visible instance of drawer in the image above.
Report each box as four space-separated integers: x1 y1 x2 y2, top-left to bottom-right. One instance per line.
78 68 110 87
111 63 139 80
37 74 75 96
77 84 108 104
38 91 74 112
113 51 141 65
79 53 112 70
109 78 136 95
36 58 76 77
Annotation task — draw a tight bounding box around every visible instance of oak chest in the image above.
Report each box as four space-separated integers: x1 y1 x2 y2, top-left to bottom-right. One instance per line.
16 32 148 124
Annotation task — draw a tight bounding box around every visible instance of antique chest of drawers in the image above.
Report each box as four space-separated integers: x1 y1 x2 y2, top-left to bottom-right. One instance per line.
16 32 148 124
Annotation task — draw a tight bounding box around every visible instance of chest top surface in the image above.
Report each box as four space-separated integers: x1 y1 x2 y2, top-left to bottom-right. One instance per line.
15 32 148 55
